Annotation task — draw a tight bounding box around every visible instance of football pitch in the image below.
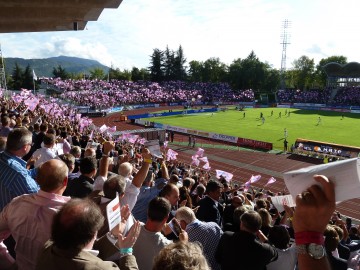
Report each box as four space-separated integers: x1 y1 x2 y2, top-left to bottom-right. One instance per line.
151 108 360 150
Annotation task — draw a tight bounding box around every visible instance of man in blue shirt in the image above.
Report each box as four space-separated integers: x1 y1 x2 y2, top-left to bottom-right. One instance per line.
0 128 39 211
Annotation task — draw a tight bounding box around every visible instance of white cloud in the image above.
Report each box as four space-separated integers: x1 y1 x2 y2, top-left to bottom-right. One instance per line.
40 37 114 66
1 0 360 71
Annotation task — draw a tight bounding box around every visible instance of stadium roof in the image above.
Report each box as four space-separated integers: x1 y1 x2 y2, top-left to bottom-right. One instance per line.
0 0 123 33
323 62 360 78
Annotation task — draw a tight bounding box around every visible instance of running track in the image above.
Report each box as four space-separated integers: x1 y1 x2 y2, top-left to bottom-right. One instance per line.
91 106 360 221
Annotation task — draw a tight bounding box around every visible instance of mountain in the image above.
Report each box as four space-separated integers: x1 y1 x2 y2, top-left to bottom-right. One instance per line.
3 55 110 77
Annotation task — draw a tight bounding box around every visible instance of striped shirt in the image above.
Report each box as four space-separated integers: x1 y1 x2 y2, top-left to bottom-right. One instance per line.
0 151 39 211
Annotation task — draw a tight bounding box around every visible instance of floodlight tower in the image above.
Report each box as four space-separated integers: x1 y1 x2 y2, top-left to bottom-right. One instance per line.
280 19 291 90
0 44 7 93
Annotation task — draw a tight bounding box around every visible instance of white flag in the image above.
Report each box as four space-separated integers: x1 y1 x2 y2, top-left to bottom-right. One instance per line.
33 70 38 81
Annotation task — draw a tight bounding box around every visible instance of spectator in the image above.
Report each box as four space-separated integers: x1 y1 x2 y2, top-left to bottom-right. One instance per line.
222 195 243 228
32 133 58 168
0 159 70 270
63 156 97 198
58 153 76 174
258 208 273 237
69 145 82 174
191 184 205 207
36 198 140 270
132 170 168 223
324 225 348 270
215 210 278 270
133 197 173 270
267 225 297 270
0 127 39 211
176 206 223 270
196 180 224 226
153 241 210 270
32 123 47 150
0 116 11 137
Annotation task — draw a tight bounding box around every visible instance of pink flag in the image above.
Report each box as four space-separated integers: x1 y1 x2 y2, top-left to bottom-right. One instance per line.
244 180 251 192
76 114 82 121
108 126 116 133
12 94 23 103
121 133 131 141
24 97 39 111
215 170 234 182
203 162 211 170
191 158 200 167
99 124 108 133
196 148 204 157
88 130 94 140
128 135 139 144
191 155 200 166
249 175 261 184
167 149 178 161
265 177 276 186
199 156 208 163
139 138 147 145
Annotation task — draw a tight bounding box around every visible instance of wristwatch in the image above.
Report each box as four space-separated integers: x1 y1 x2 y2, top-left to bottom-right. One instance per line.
296 243 326 259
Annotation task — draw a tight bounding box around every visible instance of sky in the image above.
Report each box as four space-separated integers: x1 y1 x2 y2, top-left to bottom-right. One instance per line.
1 0 360 71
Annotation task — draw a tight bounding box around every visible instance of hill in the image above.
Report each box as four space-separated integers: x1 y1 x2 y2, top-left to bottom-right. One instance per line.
3 55 110 77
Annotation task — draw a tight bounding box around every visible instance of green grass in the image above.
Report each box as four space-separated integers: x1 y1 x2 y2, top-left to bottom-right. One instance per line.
150 108 360 150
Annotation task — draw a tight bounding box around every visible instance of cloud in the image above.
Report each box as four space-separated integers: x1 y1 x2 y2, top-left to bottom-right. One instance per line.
40 37 114 66
1 0 360 71
305 44 327 57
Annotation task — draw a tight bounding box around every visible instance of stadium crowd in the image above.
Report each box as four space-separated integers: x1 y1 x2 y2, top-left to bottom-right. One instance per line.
42 78 255 108
0 88 359 270
277 87 360 106
43 77 360 107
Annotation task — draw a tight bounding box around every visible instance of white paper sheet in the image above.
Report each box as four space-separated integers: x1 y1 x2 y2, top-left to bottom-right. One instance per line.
283 158 360 203
106 194 121 232
145 140 162 158
270 195 296 212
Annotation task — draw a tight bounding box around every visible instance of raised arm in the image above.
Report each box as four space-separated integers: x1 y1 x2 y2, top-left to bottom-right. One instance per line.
131 148 152 188
294 175 335 270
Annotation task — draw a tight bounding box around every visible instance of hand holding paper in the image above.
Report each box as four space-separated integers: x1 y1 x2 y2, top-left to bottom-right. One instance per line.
118 220 141 249
283 158 360 203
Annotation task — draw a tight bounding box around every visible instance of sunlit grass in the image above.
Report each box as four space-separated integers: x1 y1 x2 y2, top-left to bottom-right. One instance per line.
151 108 360 150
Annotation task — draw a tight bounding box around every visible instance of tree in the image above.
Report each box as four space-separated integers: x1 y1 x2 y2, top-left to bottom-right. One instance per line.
228 52 276 92
315 56 347 88
202 57 228 83
163 46 175 80
131 67 150 81
117 69 132 81
53 65 69 79
188 60 204 82
173 45 187 80
292 56 315 90
149 48 165 82
22 64 33 90
263 67 280 93
228 58 243 89
11 63 23 90
89 68 106 80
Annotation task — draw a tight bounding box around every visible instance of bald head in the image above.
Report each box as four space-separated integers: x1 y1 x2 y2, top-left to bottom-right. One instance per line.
232 196 244 207
36 159 68 193
84 148 96 157
118 162 132 178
